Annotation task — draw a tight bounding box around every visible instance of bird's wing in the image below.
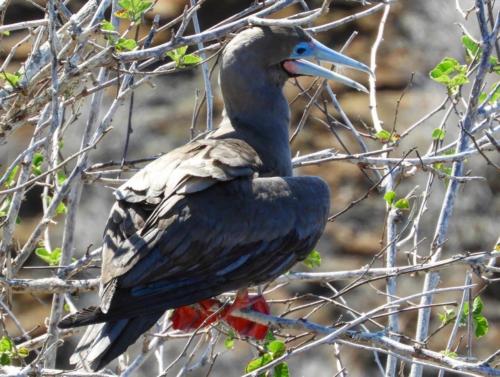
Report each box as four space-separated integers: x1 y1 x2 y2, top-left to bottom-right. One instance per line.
100 175 329 319
114 138 261 204
99 138 263 310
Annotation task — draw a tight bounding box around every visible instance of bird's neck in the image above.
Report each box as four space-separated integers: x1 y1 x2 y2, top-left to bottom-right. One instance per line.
215 84 292 177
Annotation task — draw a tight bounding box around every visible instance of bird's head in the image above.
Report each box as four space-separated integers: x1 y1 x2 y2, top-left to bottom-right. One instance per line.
221 25 371 93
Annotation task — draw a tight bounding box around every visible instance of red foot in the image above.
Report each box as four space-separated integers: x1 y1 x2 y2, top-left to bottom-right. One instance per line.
170 298 220 331
224 291 270 340
170 291 270 340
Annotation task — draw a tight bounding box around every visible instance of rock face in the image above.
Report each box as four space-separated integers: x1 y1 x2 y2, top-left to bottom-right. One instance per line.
2 0 498 375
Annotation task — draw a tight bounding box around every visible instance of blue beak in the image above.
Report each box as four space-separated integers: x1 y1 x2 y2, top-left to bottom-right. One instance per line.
285 38 372 92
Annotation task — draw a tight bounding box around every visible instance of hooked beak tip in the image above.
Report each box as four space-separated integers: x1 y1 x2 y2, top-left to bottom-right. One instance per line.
285 59 369 94
348 61 373 78
346 79 369 94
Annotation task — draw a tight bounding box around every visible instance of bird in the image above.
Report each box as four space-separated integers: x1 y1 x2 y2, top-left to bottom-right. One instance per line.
58 25 371 371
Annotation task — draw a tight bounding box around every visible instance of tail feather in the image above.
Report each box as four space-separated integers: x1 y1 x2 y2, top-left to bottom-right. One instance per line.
69 312 163 371
70 322 107 367
58 307 106 328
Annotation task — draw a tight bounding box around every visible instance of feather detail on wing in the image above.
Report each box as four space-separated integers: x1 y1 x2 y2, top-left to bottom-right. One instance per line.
93 175 329 320
113 138 262 204
99 138 262 312
59 136 330 372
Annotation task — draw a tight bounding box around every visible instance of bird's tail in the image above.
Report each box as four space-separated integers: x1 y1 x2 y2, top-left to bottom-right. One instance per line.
58 306 107 328
67 312 163 371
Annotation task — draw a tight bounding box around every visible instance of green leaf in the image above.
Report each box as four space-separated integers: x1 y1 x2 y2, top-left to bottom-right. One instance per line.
463 301 470 316
472 296 483 315
173 45 188 58
1 31 10 36
461 296 489 338
133 1 151 17
63 303 70 313
0 71 21 87
56 201 67 215
181 54 202 66
101 20 115 31
432 128 446 141
224 330 235 350
32 152 43 167
473 315 489 338
16 347 29 358
52 248 62 263
384 191 396 205
265 330 276 343
274 363 290 377
35 247 62 266
479 83 500 104
0 337 13 353
0 197 10 217
57 170 67 185
224 336 234 350
35 247 51 264
394 198 409 210
488 84 500 102
266 340 286 358
0 353 10 365
115 38 137 51
438 307 456 325
433 162 452 176
101 20 117 44
303 250 321 269
117 0 152 22
118 0 131 9
461 35 499 73
429 57 469 94
138 1 152 12
440 350 458 358
32 152 44 176
166 46 193 67
245 353 273 373
461 35 481 58
166 50 179 63
490 56 500 74
383 191 407 209
375 129 391 142
47 196 67 215
244 338 286 374
430 57 461 81
5 165 19 187
48 195 67 215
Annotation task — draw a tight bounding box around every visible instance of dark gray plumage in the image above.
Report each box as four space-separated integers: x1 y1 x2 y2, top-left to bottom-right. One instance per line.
59 25 370 371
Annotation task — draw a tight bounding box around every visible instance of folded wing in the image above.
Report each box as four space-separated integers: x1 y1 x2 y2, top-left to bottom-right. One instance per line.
99 175 329 320
59 138 329 370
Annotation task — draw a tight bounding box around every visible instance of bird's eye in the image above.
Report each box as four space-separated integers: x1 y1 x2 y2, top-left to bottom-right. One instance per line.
296 47 306 55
